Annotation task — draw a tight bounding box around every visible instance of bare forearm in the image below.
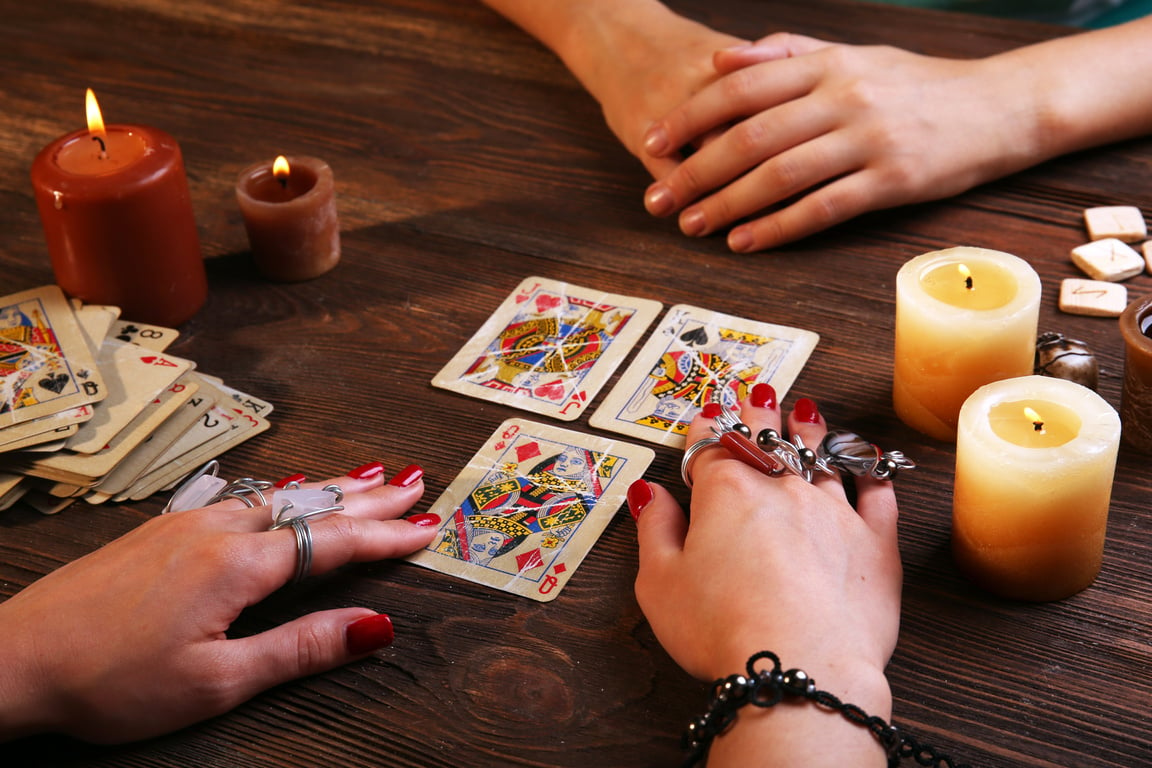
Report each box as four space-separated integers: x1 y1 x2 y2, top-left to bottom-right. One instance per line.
1000 16 1152 162
477 0 685 95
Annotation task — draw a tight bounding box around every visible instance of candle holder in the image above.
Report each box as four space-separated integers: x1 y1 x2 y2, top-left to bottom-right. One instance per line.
1119 294 1152 452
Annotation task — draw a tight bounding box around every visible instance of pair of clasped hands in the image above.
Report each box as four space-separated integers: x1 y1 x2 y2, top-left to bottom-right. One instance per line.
0 385 900 766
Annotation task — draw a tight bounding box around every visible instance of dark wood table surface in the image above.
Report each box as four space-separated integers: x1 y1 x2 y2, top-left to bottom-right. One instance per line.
3 1 1151 766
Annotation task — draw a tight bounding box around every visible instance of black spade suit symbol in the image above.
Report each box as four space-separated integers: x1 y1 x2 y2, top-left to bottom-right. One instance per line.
38 373 70 394
680 326 709 347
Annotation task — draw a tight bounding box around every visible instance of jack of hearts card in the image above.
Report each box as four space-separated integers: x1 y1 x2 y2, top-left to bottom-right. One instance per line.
432 277 661 420
407 418 653 602
589 304 819 447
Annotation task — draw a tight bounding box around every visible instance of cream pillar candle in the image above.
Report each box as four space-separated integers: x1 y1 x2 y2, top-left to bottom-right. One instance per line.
893 247 1041 441
952 375 1120 601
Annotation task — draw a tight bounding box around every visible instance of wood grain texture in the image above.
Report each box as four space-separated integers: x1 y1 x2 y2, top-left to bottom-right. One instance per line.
2 1 1152 766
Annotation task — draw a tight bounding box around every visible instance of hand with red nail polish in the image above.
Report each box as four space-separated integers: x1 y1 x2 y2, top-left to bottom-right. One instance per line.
631 390 902 766
0 460 437 745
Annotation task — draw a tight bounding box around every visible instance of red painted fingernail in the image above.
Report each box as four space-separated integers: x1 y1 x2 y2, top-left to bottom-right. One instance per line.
349 461 385 480
388 464 423 488
701 402 723 419
626 479 654 522
274 473 306 488
794 397 821 424
407 513 440 527
750 383 777 409
346 613 394 655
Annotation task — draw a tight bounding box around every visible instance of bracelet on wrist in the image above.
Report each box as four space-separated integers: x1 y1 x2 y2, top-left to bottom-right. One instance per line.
682 650 972 768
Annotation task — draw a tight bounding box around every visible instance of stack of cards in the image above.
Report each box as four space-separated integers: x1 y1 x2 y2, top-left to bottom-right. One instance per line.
424 276 819 600
0 285 272 513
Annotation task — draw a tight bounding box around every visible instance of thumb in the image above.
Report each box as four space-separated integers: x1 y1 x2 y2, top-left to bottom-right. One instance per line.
628 479 688 564
713 32 833 74
222 608 394 697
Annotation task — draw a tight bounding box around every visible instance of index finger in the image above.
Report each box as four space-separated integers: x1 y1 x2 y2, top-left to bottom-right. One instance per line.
643 56 820 159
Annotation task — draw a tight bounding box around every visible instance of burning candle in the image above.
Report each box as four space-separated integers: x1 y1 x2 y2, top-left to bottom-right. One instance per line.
235 155 340 281
952 375 1120 601
30 89 206 327
1119 294 1152 451
893 246 1041 441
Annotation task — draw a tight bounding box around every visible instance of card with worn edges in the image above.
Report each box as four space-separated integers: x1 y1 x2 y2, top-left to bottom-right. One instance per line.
432 277 661 421
0 285 106 428
589 304 819 447
64 340 193 454
407 418 653 602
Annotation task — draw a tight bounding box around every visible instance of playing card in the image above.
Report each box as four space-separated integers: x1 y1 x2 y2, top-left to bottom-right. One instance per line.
432 277 661 421
73 302 121 354
107 319 180 351
0 285 106 428
16 375 200 485
0 404 93 452
122 382 272 501
0 473 27 512
407 418 653 602
87 372 217 501
589 304 819 447
64 340 193 454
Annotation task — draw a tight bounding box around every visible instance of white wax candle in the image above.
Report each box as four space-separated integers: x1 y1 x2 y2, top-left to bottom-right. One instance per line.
952 375 1120 601
893 247 1041 441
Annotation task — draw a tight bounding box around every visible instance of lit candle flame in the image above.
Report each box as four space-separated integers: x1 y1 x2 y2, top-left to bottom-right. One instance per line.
958 263 973 290
273 155 290 188
1024 406 1045 433
85 88 106 137
85 88 108 157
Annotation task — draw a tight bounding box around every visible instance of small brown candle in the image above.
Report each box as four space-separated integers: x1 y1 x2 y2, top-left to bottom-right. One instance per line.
1119 294 1152 451
29 89 207 327
235 155 339 281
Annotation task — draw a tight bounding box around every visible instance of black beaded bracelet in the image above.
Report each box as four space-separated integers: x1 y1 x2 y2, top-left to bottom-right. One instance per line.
682 650 972 768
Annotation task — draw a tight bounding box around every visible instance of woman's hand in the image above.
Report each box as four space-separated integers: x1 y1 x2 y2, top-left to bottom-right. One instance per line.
630 385 901 694
642 33 1042 251
0 461 437 743
629 386 902 765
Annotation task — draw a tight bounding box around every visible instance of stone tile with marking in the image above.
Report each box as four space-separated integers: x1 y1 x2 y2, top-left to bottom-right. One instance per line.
1084 205 1147 242
1058 278 1128 317
1070 238 1145 281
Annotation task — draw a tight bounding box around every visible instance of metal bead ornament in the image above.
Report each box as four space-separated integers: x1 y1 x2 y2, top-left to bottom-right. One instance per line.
817 430 916 480
1034 331 1098 390
682 403 914 486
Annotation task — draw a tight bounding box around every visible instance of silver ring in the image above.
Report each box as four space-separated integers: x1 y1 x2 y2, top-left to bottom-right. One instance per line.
680 436 722 488
268 486 345 530
289 517 313 584
207 477 273 508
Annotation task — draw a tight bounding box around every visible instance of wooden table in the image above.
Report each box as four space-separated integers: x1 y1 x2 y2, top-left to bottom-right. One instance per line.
2 1 1151 766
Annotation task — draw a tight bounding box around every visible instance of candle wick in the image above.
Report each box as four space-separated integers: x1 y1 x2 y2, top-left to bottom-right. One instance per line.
965 275 974 290
277 176 288 190
1033 421 1045 433
91 134 107 158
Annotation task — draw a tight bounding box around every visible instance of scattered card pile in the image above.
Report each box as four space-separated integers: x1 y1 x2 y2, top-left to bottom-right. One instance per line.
421 276 819 601
0 285 272 513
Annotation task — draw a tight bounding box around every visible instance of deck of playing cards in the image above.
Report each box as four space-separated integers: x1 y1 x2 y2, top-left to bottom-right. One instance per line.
0 285 272 513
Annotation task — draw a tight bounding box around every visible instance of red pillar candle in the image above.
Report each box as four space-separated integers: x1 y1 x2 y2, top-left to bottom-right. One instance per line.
235 155 340 282
29 89 207 327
